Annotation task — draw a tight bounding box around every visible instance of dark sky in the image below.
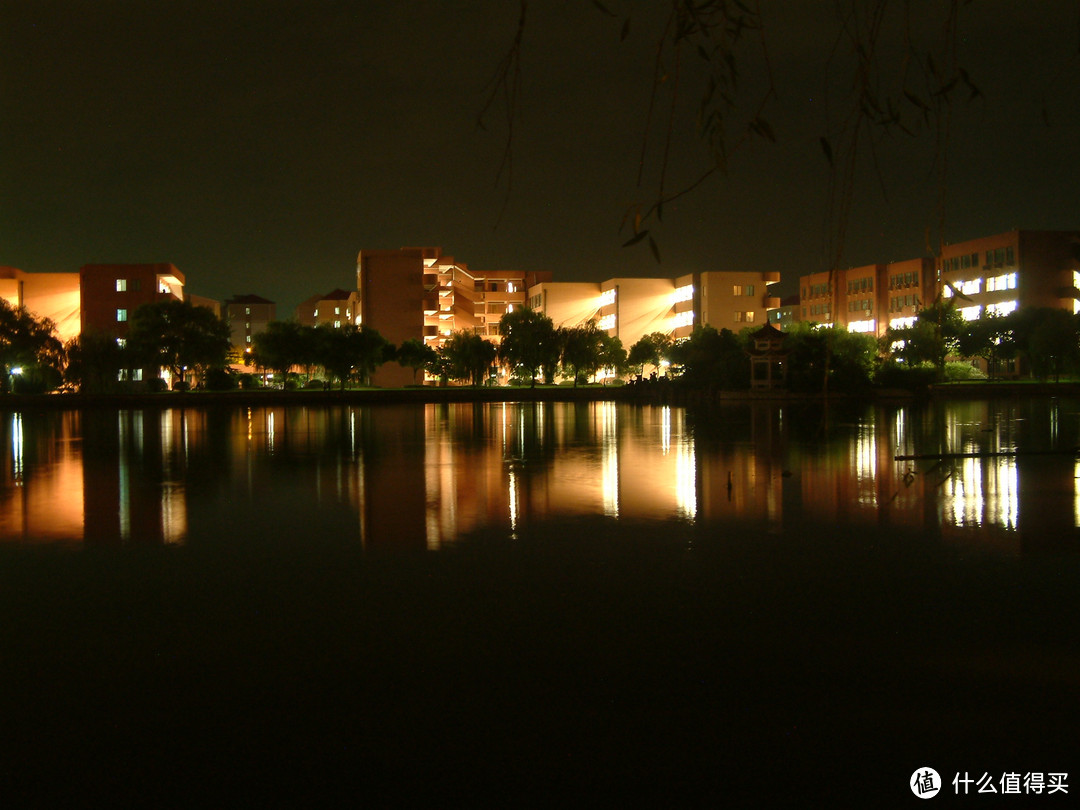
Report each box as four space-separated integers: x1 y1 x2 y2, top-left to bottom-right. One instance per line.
3 1 1079 312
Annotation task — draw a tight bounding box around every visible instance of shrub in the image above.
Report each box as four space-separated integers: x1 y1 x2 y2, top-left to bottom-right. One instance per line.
204 367 238 391
943 361 987 382
238 373 260 390
145 378 168 393
172 380 190 392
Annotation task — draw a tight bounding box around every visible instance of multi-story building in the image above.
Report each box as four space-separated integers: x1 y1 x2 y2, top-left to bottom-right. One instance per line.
356 247 552 386
883 258 934 331
799 230 1080 340
799 258 934 337
671 271 781 340
526 271 781 350
295 288 361 329
0 266 81 342
938 230 1079 319
225 294 276 356
79 263 185 341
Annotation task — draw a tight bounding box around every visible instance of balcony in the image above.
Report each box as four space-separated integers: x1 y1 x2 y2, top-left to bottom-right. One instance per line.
763 296 781 310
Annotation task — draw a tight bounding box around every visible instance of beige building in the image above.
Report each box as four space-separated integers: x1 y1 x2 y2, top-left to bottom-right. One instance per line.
0 266 82 343
296 288 361 329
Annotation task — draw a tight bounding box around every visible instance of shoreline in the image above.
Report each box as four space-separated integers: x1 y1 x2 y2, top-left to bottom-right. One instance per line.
1 380 1079 410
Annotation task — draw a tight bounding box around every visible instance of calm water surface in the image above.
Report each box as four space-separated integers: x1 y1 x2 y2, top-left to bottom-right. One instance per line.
2 398 1078 552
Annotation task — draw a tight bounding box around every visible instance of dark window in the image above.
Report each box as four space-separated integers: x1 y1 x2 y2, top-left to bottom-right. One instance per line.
1006 246 1015 265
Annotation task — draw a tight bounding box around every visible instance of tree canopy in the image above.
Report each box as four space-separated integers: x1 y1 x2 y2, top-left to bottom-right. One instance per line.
0 299 65 394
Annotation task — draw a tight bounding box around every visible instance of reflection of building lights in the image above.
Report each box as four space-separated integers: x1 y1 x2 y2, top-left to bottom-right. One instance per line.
509 468 518 535
675 435 696 520
11 412 23 485
661 406 671 454
601 402 618 518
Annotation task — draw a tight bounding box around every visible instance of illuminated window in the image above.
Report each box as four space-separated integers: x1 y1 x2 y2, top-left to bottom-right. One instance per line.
672 284 694 304
960 305 982 321
671 311 693 329
987 301 1018 316
507 282 516 293
598 313 617 330
246 335 252 343
116 279 127 292
334 307 340 315
158 281 170 294
245 307 250 315
334 320 341 328
116 308 127 322
116 338 126 348
599 288 616 307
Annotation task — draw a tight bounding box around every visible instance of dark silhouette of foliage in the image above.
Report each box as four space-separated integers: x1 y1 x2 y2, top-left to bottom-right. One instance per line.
397 338 438 385
668 325 749 389
0 299 65 394
126 299 230 388
498 307 559 387
440 331 498 386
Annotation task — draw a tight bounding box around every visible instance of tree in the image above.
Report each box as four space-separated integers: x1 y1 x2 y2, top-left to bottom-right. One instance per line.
884 300 964 374
667 325 749 389
1013 307 1080 381
126 299 230 389
64 331 125 394
780 323 876 392
0 299 65 394
598 333 627 382
397 338 438 385
561 321 606 386
252 320 307 387
441 331 498 386
627 332 674 377
957 311 1017 380
498 307 560 387
483 1 985 267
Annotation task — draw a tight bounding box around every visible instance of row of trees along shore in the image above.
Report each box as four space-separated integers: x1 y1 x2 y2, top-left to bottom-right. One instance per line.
6 297 1080 394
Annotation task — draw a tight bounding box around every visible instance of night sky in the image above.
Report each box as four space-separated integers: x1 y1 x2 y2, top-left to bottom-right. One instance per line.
3 1 1079 312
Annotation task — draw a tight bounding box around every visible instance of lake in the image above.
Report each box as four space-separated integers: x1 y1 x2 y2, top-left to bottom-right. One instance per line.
1 397 1077 804
2 398 1078 552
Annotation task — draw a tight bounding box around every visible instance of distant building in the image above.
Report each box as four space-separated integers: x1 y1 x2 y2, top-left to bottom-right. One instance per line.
186 294 221 318
526 270 781 350
797 229 1080 340
295 288 361 329
768 295 799 330
356 247 552 386
226 294 276 354
798 258 933 337
0 266 81 343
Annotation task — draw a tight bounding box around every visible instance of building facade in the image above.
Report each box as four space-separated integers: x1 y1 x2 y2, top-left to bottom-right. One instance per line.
356 247 552 386
295 289 360 329
0 266 81 343
79 263 185 340
225 294 276 356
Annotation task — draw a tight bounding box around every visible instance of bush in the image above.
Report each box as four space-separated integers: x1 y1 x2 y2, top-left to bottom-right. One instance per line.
238 373 260 390
303 378 325 390
284 379 298 391
943 361 987 382
875 362 938 390
172 380 190 392
145 378 168 393
204 367 238 391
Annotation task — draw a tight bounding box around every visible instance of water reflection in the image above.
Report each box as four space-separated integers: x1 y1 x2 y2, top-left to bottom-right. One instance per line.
0 399 1077 552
